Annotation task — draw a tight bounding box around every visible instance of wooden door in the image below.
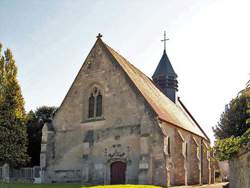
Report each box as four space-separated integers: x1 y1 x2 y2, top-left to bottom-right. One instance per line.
110 161 126 184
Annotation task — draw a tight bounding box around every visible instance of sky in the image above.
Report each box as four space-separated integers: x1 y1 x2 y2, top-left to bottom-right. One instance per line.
0 0 249 144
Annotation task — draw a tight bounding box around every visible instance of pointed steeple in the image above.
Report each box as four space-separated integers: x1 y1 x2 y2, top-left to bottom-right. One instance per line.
152 50 177 79
152 33 178 103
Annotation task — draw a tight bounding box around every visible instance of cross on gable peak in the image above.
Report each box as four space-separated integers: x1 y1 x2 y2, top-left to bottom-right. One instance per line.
97 33 103 39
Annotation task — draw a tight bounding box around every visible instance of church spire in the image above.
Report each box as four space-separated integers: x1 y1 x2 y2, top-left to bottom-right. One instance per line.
152 31 178 103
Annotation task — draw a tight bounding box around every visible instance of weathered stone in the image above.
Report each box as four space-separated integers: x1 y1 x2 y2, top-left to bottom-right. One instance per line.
229 146 250 188
40 37 212 186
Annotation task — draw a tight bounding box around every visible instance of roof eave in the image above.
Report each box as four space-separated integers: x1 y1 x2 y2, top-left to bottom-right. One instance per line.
157 116 209 141
177 97 210 142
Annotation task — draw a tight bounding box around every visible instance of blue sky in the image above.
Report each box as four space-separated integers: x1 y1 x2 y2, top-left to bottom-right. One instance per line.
1 0 249 143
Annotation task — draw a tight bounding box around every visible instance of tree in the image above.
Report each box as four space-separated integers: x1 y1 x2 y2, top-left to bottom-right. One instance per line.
213 80 250 161
26 106 57 166
35 106 57 123
213 83 250 139
0 43 29 167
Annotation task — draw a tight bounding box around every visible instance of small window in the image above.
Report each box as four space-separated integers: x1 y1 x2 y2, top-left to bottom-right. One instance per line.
88 87 103 119
164 136 171 156
168 137 171 156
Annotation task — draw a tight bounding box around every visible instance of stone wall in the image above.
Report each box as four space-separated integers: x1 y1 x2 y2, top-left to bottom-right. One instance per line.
41 39 158 185
40 39 212 186
202 141 210 184
173 130 186 186
189 136 201 185
160 121 212 186
229 144 250 188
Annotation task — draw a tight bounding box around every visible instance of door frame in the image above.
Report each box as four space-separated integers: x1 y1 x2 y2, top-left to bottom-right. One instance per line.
110 161 127 184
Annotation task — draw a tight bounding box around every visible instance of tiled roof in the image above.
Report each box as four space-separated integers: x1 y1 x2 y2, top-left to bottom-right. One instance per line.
100 39 208 140
152 50 177 79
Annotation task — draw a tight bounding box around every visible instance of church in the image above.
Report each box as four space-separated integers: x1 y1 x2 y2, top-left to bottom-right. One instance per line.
40 33 214 186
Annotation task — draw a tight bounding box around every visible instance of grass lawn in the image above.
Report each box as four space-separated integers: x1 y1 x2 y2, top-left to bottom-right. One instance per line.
0 183 161 188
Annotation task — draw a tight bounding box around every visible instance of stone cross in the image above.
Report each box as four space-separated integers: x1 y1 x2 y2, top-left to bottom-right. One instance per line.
97 33 103 39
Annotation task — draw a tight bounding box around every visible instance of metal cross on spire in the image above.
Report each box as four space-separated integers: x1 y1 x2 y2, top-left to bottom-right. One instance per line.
161 31 169 51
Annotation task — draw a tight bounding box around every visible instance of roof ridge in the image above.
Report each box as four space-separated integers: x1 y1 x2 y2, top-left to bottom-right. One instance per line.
102 41 147 76
100 39 208 140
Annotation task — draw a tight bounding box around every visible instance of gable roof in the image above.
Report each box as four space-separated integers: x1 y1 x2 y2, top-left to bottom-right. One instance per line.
99 38 209 141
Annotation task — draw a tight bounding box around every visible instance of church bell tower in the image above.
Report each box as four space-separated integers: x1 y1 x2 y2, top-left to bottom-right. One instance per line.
152 31 178 103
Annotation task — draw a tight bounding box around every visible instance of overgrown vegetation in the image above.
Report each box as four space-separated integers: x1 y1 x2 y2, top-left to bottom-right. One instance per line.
213 81 250 161
214 128 250 161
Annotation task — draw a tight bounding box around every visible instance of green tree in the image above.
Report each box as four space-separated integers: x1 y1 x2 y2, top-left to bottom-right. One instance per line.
0 43 29 167
213 80 250 161
213 85 250 139
26 106 57 166
35 106 57 123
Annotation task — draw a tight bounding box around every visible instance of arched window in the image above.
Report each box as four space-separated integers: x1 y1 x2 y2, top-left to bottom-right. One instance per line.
96 92 102 117
88 87 103 119
88 94 95 118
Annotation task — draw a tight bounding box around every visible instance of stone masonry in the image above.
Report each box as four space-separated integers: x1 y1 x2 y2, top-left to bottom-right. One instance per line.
229 143 250 188
40 37 213 187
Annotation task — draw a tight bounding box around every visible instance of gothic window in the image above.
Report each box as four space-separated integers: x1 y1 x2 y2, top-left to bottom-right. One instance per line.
88 87 103 119
96 92 102 117
88 94 95 118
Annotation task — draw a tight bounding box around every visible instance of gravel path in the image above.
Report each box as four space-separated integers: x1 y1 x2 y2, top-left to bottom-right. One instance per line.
171 183 228 188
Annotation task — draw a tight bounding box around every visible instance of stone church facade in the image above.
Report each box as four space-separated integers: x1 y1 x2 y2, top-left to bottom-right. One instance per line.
40 34 214 186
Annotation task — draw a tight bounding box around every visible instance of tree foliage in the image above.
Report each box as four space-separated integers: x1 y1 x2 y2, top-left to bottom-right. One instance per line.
0 43 29 167
214 81 250 161
26 106 57 166
213 85 250 139
214 128 250 161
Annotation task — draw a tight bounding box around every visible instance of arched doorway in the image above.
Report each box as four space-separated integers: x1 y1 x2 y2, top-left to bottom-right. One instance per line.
110 161 126 184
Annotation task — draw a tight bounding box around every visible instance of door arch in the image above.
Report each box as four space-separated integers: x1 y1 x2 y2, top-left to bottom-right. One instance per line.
110 161 126 184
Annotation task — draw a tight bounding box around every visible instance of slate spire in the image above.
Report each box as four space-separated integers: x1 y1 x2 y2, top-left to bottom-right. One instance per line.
152 36 178 103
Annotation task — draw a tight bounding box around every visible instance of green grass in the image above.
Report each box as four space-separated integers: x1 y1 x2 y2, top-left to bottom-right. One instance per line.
0 183 161 188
